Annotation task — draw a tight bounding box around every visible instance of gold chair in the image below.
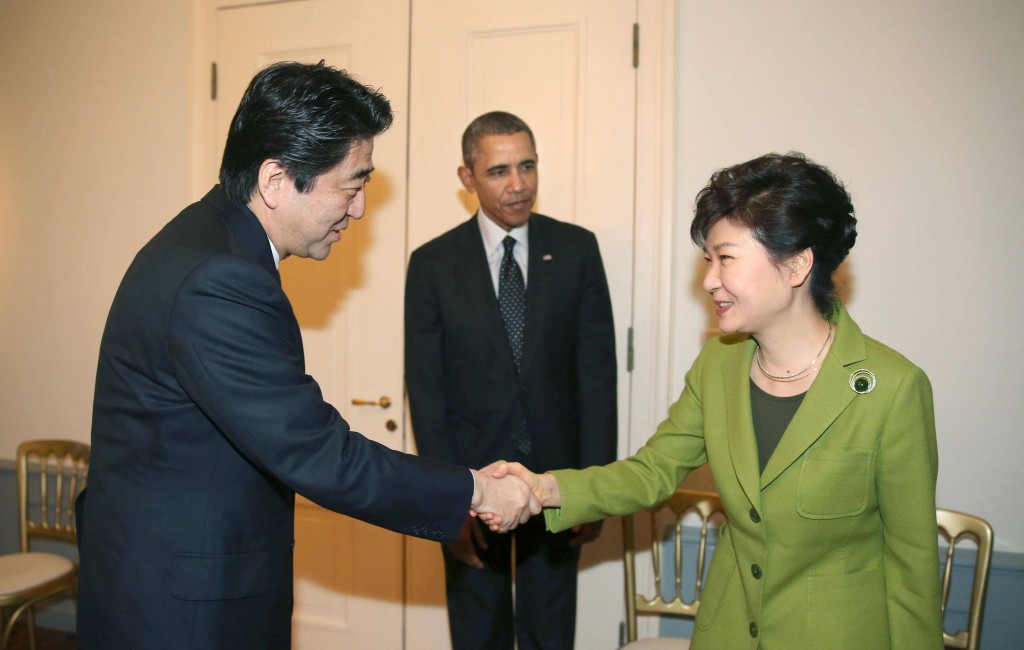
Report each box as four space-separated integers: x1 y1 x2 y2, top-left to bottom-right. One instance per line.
622 489 725 649
938 508 993 650
0 440 89 650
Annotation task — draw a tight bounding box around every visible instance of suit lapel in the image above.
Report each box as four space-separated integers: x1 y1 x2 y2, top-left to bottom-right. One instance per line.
760 307 867 488
520 215 552 378
455 219 512 361
723 338 763 510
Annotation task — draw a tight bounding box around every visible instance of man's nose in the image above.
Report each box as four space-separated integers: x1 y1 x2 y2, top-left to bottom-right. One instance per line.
348 189 366 219
507 169 525 192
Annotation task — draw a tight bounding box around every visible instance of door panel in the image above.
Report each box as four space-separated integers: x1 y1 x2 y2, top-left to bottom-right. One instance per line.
213 2 638 647
216 1 410 647
406 3 637 648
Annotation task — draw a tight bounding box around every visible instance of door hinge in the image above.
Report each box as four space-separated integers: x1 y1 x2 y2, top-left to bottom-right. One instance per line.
627 326 635 372
632 23 639 68
211 62 218 101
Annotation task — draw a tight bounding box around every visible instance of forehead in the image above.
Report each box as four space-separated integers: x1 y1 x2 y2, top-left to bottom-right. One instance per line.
472 132 536 166
706 218 753 246
314 139 374 185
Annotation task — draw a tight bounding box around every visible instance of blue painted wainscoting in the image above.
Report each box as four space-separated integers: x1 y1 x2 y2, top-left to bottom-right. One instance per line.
653 521 1024 648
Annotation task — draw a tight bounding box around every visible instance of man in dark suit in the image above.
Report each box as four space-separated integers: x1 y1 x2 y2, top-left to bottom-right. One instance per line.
405 112 617 650
76 63 537 650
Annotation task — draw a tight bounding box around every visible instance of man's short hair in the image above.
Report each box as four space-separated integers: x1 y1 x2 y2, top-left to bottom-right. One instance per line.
461 111 536 168
219 61 393 204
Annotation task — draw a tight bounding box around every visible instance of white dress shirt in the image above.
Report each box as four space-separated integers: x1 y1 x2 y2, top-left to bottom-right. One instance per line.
477 210 528 295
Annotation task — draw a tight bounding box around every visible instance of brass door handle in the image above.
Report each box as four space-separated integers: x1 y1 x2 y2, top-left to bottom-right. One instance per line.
351 395 392 409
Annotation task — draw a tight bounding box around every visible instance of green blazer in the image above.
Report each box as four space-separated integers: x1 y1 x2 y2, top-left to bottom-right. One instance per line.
546 306 943 649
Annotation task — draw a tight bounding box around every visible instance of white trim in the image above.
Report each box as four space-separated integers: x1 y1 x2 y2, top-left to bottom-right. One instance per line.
629 0 678 641
631 0 677 455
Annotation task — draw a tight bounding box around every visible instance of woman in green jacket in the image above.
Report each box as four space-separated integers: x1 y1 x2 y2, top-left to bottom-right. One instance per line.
493 153 944 649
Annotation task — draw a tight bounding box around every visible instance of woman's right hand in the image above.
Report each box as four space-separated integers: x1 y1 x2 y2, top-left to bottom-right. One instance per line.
490 461 562 508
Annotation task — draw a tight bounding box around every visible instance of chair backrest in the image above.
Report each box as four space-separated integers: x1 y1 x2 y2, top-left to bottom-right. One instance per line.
622 489 725 643
16 440 90 552
937 508 993 650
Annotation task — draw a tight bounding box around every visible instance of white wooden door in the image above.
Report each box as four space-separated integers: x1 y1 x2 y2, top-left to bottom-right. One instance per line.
405 2 638 648
215 1 411 648
211 1 641 647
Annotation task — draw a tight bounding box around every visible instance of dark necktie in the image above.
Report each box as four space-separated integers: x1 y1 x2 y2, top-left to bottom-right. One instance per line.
498 236 526 371
498 236 530 455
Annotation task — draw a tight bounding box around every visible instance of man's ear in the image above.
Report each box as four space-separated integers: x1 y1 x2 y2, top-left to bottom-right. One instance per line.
457 165 476 194
255 159 289 209
787 248 814 287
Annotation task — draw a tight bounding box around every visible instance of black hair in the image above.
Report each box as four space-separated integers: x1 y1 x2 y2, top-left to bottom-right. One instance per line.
219 61 393 204
461 111 536 167
690 152 857 319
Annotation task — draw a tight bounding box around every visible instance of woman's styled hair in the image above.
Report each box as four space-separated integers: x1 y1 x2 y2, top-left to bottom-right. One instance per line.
690 152 857 319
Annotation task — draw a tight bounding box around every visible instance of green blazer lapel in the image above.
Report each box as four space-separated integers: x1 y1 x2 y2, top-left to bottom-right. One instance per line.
723 338 762 509
760 307 868 489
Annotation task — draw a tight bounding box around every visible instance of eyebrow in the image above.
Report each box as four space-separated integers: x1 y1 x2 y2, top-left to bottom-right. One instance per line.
348 166 374 181
485 158 536 175
709 241 739 253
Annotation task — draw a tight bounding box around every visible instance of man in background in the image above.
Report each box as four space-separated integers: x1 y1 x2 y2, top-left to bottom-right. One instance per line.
405 111 617 650
77 63 536 650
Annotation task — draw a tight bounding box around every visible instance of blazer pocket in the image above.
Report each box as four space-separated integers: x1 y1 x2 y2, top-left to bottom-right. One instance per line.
797 448 872 519
695 538 736 631
806 567 889 649
171 551 271 601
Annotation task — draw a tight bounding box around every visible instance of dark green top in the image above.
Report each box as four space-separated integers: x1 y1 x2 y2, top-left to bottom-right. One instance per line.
750 380 805 474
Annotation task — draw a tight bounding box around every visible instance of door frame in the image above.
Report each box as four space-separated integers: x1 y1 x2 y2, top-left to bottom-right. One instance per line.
191 0 678 456
189 0 678 642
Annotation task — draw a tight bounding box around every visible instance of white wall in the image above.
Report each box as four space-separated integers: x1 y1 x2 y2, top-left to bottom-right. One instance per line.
671 0 1024 551
0 0 194 458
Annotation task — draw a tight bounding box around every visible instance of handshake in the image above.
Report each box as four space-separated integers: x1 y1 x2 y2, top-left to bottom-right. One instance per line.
468 461 561 533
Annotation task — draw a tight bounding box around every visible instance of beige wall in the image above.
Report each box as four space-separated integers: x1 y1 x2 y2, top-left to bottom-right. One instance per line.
671 0 1024 551
0 0 194 460
2 0 1022 566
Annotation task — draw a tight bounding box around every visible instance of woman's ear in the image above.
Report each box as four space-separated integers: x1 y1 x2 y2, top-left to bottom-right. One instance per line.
787 248 814 287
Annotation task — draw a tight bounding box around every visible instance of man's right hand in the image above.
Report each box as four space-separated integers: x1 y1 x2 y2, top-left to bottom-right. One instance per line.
447 517 486 569
470 461 540 533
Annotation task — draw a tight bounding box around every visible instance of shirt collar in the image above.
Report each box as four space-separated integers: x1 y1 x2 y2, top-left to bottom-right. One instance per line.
476 209 528 254
267 238 281 269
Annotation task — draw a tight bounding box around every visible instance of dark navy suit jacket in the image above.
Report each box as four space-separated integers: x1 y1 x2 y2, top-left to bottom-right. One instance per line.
77 186 470 649
405 214 617 474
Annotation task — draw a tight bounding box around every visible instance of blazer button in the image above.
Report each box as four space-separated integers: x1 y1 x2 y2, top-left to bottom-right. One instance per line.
749 507 761 523
751 563 762 579
749 622 759 638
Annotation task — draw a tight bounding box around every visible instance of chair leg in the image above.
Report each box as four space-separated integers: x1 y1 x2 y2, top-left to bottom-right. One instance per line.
1 602 38 650
26 607 37 650
0 609 11 650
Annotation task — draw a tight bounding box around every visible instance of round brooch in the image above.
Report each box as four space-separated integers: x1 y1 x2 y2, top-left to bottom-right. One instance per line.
849 369 876 394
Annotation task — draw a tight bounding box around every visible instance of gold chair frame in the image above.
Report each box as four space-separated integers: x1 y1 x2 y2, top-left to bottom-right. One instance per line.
0 440 89 650
937 508 993 650
622 489 724 647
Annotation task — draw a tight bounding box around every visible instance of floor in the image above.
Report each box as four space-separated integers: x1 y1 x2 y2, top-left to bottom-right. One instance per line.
5 625 76 650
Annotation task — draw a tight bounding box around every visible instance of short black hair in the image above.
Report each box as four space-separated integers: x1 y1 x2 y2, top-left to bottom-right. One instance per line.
461 111 536 168
691 152 857 319
219 61 393 204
